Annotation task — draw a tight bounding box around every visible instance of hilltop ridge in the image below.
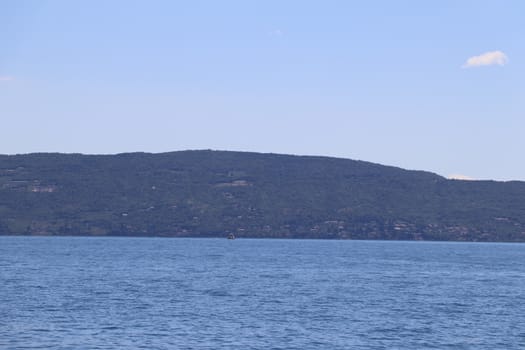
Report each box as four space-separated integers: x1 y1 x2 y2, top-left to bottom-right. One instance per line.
1 150 524 241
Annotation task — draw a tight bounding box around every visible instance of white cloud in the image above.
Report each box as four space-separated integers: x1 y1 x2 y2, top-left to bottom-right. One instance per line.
448 174 476 181
462 51 508 68
0 76 14 81
269 29 283 36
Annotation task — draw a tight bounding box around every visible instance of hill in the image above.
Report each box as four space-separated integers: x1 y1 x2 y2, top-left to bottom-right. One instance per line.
1 150 524 241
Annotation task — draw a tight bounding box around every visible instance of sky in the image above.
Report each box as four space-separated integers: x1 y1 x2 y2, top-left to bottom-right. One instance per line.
1 1 523 181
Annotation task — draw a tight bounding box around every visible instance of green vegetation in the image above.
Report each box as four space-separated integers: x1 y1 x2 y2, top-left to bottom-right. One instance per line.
1 150 524 241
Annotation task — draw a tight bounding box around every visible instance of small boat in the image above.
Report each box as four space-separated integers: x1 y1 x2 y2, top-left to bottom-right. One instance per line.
227 233 235 240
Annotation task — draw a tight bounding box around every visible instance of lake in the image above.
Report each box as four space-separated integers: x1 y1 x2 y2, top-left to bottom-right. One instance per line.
1 237 525 349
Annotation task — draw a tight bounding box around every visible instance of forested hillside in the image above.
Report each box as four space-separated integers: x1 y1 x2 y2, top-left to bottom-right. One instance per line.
1 150 524 241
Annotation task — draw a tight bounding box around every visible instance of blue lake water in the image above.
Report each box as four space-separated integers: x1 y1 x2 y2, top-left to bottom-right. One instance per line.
1 237 525 349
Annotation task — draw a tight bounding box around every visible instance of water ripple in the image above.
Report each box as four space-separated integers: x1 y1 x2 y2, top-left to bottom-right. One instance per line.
1 237 525 349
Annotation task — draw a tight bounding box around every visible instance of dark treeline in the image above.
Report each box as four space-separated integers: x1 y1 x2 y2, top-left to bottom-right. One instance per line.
1 150 524 241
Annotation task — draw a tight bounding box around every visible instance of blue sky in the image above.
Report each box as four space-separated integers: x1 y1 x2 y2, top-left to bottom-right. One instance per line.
1 1 523 180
